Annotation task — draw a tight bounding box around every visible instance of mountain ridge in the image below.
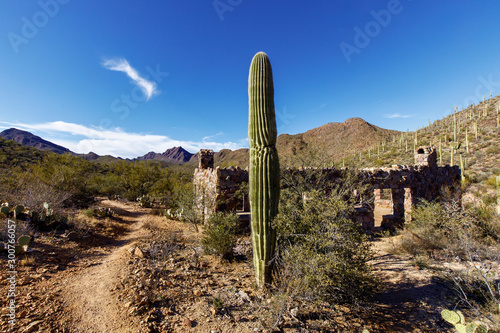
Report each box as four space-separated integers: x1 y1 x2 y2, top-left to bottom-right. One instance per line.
0 128 73 155
0 117 399 166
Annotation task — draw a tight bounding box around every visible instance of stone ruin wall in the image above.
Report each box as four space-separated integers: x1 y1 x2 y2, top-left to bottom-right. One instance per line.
193 146 462 230
194 149 249 222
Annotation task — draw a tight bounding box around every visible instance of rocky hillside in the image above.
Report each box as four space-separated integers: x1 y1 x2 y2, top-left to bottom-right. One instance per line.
188 118 400 168
341 95 500 204
346 95 499 169
0 128 73 155
276 117 399 166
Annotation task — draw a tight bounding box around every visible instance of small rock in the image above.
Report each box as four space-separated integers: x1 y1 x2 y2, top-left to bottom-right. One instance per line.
237 290 250 302
182 318 192 327
193 290 203 297
134 247 144 258
210 307 218 316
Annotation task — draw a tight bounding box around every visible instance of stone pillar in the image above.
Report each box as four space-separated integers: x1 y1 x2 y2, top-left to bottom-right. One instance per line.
404 187 416 223
391 188 405 227
243 193 250 212
199 149 214 169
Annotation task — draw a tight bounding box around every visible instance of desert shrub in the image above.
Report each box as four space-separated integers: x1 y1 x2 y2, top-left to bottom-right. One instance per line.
272 168 377 305
486 145 499 155
7 170 74 214
404 200 451 252
150 208 165 216
485 175 500 188
201 212 239 260
81 208 97 218
87 160 192 204
167 183 203 232
3 154 99 209
405 200 500 254
401 200 500 324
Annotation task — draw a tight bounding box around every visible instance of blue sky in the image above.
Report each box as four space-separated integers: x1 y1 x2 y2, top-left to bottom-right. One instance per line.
1 1 499 158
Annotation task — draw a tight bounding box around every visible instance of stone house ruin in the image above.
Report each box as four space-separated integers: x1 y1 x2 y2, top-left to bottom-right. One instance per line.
193 146 461 231
193 149 250 221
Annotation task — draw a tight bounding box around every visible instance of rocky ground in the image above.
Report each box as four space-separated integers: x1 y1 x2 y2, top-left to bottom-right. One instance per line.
1 200 461 332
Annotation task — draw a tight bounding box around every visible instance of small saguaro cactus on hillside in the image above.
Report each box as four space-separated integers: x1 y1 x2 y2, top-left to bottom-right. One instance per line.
497 175 500 215
248 52 280 288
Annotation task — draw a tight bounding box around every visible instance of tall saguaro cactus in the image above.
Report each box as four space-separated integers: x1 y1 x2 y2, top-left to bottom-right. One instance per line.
248 52 280 287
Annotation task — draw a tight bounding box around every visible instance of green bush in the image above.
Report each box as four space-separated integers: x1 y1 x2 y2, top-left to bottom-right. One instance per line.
405 200 500 253
485 175 499 188
485 145 499 155
201 212 239 260
272 169 377 304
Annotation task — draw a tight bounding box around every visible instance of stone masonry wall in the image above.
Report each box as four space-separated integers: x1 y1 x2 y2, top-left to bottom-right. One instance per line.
193 150 249 222
193 146 461 229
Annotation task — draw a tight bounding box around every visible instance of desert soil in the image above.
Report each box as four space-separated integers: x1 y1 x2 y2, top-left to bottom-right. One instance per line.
1 200 455 332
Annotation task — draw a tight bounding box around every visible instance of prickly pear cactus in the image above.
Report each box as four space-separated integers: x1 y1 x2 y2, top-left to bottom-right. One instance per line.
441 309 489 333
465 322 488 333
0 206 9 216
248 52 280 288
13 205 24 220
441 309 463 325
18 235 31 247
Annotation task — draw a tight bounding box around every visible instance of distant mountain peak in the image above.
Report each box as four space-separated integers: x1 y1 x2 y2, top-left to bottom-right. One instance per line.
0 128 73 155
135 146 193 164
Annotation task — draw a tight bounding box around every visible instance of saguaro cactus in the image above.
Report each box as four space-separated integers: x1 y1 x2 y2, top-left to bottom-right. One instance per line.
248 52 280 287
497 175 500 215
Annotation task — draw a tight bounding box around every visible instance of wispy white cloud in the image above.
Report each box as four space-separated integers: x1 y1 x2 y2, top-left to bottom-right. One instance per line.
102 58 158 100
1 121 247 158
383 113 414 119
202 131 224 142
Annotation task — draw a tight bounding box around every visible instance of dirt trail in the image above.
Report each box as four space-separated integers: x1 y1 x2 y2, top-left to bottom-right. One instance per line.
61 200 150 333
1 200 459 332
366 237 451 332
